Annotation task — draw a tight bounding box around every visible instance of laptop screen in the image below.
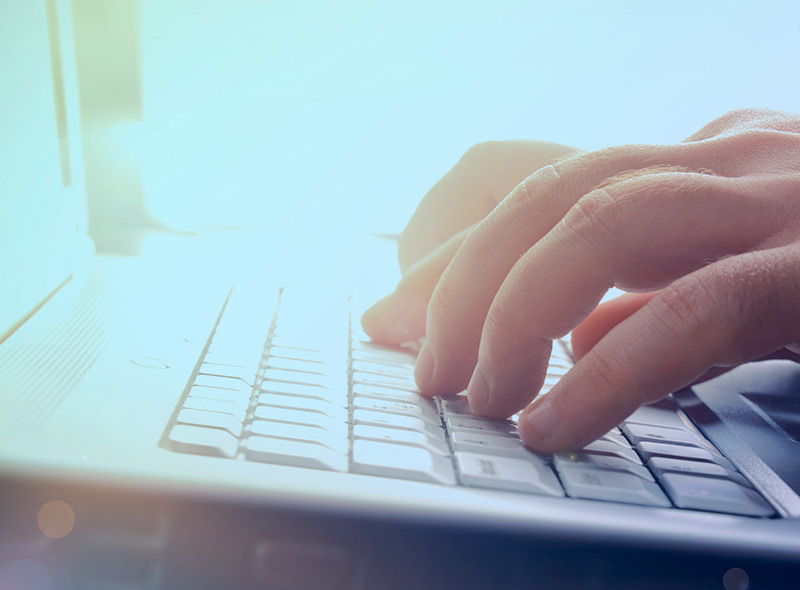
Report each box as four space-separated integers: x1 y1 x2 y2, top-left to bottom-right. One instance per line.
0 0 86 342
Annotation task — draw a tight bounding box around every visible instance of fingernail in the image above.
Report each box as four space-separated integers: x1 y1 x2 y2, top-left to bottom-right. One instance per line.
524 400 557 442
415 347 435 389
467 365 490 412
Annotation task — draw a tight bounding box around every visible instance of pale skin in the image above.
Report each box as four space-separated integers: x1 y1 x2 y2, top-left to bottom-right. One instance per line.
361 108 800 453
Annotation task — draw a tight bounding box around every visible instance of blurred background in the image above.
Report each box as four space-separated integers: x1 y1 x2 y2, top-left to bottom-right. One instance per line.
56 0 800 252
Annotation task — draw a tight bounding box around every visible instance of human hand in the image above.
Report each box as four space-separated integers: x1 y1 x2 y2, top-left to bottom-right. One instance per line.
363 139 576 341
362 108 800 453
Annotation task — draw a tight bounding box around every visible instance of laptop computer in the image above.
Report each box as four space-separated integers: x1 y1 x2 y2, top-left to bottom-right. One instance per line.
1 2 799 589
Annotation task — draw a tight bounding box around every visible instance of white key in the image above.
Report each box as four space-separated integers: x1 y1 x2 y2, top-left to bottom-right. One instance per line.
441 398 474 417
263 368 335 388
352 383 426 403
554 452 654 482
189 386 251 408
624 404 687 430
637 441 734 470
200 362 257 384
260 381 335 401
581 440 642 464
446 415 517 437
352 371 419 392
177 409 244 438
558 464 671 507
353 424 449 456
254 406 347 437
169 424 239 458
258 393 348 420
622 423 706 448
246 436 347 472
352 439 455 485
660 473 773 517
267 356 329 375
455 452 564 497
450 430 543 461
647 457 752 488
352 396 439 424
269 345 331 364
184 397 246 422
352 360 414 379
251 420 347 454
352 409 444 438
194 374 252 395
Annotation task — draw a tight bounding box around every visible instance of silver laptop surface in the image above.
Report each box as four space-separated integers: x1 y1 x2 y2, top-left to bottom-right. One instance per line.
1 3 799 589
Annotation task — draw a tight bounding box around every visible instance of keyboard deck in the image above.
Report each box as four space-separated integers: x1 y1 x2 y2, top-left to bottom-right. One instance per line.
163 289 775 518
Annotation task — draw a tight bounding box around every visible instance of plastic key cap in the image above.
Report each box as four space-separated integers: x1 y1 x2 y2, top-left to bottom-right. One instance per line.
455 452 564 496
352 439 455 485
246 436 347 472
169 424 239 458
557 464 671 507
660 473 773 517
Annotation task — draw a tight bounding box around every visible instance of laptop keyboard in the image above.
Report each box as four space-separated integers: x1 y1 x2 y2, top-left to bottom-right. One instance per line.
163 289 775 518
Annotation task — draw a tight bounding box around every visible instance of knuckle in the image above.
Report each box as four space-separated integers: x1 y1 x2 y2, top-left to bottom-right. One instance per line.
560 188 619 251
654 274 727 356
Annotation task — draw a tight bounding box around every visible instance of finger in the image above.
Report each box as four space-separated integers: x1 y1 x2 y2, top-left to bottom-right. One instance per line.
518 244 800 452
398 140 577 272
468 171 789 418
571 292 658 359
415 142 710 395
361 225 473 343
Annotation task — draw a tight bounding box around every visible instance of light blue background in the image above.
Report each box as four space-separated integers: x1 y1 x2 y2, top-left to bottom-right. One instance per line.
133 0 800 233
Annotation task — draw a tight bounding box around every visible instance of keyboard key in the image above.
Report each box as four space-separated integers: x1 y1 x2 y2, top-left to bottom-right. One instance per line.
353 424 449 456
554 452 654 482
169 424 239 458
267 356 329 375
352 383 429 404
246 436 347 472
353 397 439 424
441 397 474 417
352 409 444 439
446 415 517 437
177 409 244 437
194 374 252 395
352 360 413 379
189 385 251 408
622 423 706 448
455 452 564 497
260 381 335 401
637 441 735 470
648 457 752 488
558 464 671 507
258 394 348 421
351 348 415 369
581 440 642 464
263 368 333 388
624 402 686 430
352 439 455 485
269 345 331 364
184 397 247 422
254 406 348 437
251 420 347 454
200 362 256 383
352 371 420 392
600 430 630 448
450 430 542 460
660 473 774 517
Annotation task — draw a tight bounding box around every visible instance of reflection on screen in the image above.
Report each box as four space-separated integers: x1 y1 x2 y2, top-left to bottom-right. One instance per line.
0 0 83 341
